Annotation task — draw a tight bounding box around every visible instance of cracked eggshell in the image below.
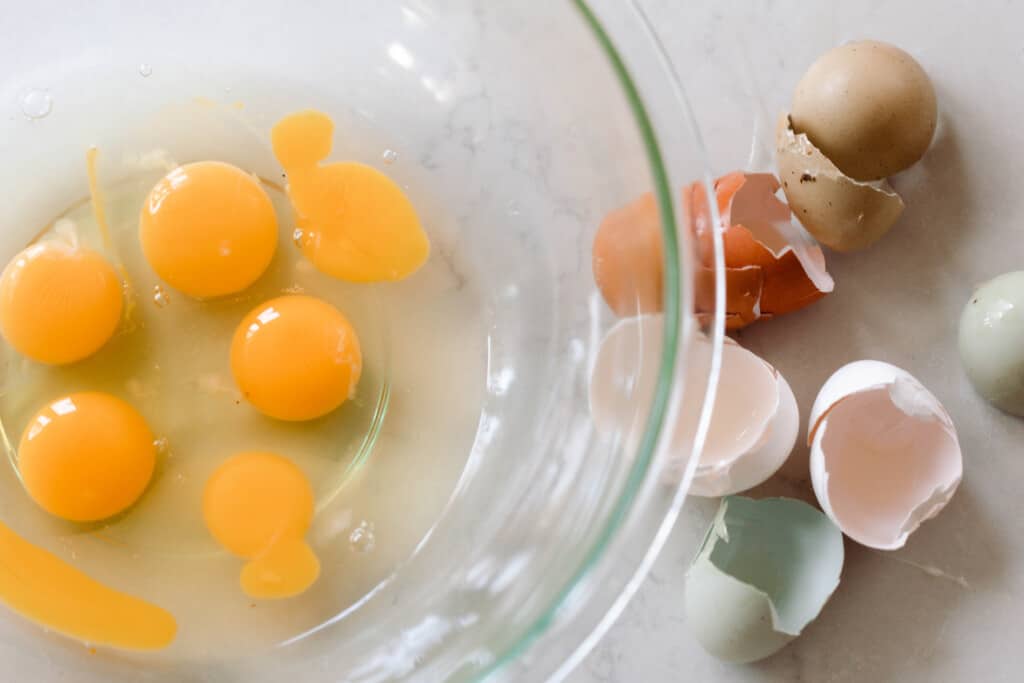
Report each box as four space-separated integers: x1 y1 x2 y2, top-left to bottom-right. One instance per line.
776 114 905 252
594 173 834 328
690 338 798 497
808 361 962 550
685 496 844 663
791 40 937 181
588 317 795 496
688 173 833 329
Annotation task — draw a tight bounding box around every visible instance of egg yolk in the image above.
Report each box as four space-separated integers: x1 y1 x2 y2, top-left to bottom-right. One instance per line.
203 451 319 599
0 242 123 365
231 295 362 421
0 519 176 650
18 392 157 522
139 161 278 298
271 109 430 282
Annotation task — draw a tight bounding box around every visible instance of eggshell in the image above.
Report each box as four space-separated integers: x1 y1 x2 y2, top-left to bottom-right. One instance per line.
593 173 832 328
589 316 796 496
791 40 937 181
776 114 905 252
690 338 798 497
685 496 844 663
808 361 962 550
687 172 833 329
592 193 663 317
958 271 1024 416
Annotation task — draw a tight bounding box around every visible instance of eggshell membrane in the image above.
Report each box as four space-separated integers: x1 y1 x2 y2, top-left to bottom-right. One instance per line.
588 317 795 496
808 361 962 550
685 496 844 663
690 338 799 497
593 173 832 329
776 115 905 252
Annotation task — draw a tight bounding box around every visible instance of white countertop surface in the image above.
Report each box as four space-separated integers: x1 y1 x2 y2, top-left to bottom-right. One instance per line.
573 1 1024 681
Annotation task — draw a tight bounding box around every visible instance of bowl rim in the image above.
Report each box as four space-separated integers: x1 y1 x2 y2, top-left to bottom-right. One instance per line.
479 1 725 679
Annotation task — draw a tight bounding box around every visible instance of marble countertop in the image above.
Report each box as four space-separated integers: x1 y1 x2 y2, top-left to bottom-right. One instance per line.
573 1 1024 681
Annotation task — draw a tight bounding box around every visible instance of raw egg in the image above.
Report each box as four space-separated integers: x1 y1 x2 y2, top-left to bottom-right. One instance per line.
272 110 430 282
139 161 278 298
0 242 123 364
18 392 157 522
203 451 319 599
231 295 362 421
0 519 176 650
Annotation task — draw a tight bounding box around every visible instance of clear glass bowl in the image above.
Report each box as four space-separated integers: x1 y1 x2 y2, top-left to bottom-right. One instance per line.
0 2 721 681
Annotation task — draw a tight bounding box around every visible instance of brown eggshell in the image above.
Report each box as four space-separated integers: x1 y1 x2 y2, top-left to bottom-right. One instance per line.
791 40 937 181
776 115 905 252
592 192 664 317
594 172 833 329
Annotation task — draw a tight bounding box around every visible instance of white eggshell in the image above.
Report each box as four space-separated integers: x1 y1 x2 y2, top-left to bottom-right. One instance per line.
690 339 798 497
808 361 962 550
685 496 844 663
589 317 797 496
588 314 669 444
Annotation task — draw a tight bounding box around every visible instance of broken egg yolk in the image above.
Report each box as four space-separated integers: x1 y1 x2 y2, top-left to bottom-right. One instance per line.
18 392 157 522
203 451 319 599
271 109 429 282
231 295 362 422
0 519 176 650
139 161 278 298
0 242 123 365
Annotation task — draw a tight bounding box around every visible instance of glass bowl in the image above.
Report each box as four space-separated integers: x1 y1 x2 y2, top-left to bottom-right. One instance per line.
0 2 721 681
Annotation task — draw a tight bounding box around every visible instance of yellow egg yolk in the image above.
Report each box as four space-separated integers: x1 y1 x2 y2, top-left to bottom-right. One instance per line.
18 392 157 522
139 161 278 298
203 452 319 599
0 242 123 365
271 109 430 282
0 520 176 650
230 295 362 421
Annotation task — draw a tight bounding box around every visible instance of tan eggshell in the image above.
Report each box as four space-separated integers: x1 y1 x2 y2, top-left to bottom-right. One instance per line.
791 40 937 181
808 361 962 551
776 115 905 252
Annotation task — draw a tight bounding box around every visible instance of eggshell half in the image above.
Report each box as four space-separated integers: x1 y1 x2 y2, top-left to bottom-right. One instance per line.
776 114 905 252
589 316 796 496
808 361 962 550
690 338 798 497
685 496 844 663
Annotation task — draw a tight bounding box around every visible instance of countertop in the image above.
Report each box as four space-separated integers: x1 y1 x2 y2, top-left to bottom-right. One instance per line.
573 1 1024 681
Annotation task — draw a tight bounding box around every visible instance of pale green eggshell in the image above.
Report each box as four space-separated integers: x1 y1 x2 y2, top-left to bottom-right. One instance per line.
685 496 844 663
959 271 1024 416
